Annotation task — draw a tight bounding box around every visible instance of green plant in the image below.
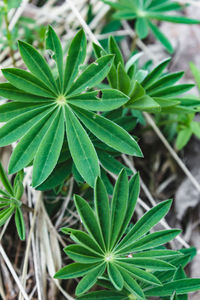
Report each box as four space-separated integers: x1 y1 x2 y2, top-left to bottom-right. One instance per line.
0 162 25 240
0 26 142 188
54 169 200 298
93 36 200 114
101 0 200 53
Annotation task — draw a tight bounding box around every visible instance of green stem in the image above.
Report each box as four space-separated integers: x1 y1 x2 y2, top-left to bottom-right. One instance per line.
3 0 16 67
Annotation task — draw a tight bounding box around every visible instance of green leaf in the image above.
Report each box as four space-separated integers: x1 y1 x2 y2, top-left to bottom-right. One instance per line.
18 40 57 94
0 102 49 122
0 163 14 196
108 36 124 68
2 68 55 97
117 173 140 240
142 58 171 89
117 63 131 94
128 95 161 112
64 105 100 187
32 109 65 187
149 84 194 97
67 55 114 96
0 188 11 198
147 13 200 24
64 244 103 263
0 83 54 102
133 249 182 259
117 261 161 286
61 228 103 254
95 177 110 248
74 195 105 250
46 26 64 90
136 18 149 39
117 229 181 254
0 105 52 147
15 207 25 240
146 279 200 297
67 89 129 111
64 29 87 93
72 106 143 157
77 290 125 300
191 122 200 138
8 108 57 174
54 263 100 279
110 169 128 249
0 207 15 226
76 264 106 296
119 267 145 300
176 128 192 150
146 71 184 94
117 199 172 251
118 258 175 271
107 263 124 290
148 21 173 53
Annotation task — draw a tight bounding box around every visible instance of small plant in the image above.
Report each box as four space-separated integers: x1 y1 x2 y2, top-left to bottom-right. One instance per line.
101 0 200 53
0 162 25 240
54 169 200 298
93 36 200 114
0 26 142 188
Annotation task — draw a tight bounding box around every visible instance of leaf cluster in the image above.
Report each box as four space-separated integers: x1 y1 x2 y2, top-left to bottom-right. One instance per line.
0 162 25 240
101 0 200 53
53 170 200 298
0 26 142 189
93 36 200 114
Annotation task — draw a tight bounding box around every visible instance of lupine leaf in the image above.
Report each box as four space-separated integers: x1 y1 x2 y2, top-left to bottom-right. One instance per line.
0 207 15 226
18 40 58 93
76 264 106 296
119 267 145 300
117 261 161 286
0 83 54 102
72 106 143 157
148 20 173 53
77 290 125 299
64 105 100 187
64 29 87 93
32 109 64 187
9 108 57 174
136 18 149 39
61 228 103 254
64 244 103 263
117 199 172 250
94 177 110 248
107 263 124 290
118 258 175 271
145 279 200 296
142 58 171 89
110 169 128 249
0 163 14 196
46 26 64 90
67 89 129 111
0 105 52 147
54 263 100 279
2 68 55 97
108 36 124 68
15 207 25 240
117 229 181 254
74 195 105 250
67 55 114 96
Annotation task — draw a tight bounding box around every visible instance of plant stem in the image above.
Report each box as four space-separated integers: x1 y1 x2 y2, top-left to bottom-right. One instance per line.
3 0 16 67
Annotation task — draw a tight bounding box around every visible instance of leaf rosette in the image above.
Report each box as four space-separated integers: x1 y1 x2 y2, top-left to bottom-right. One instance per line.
54 169 184 298
0 27 142 187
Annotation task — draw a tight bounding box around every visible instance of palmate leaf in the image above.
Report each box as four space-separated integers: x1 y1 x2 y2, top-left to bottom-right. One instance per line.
55 171 192 297
102 0 200 52
0 27 141 187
